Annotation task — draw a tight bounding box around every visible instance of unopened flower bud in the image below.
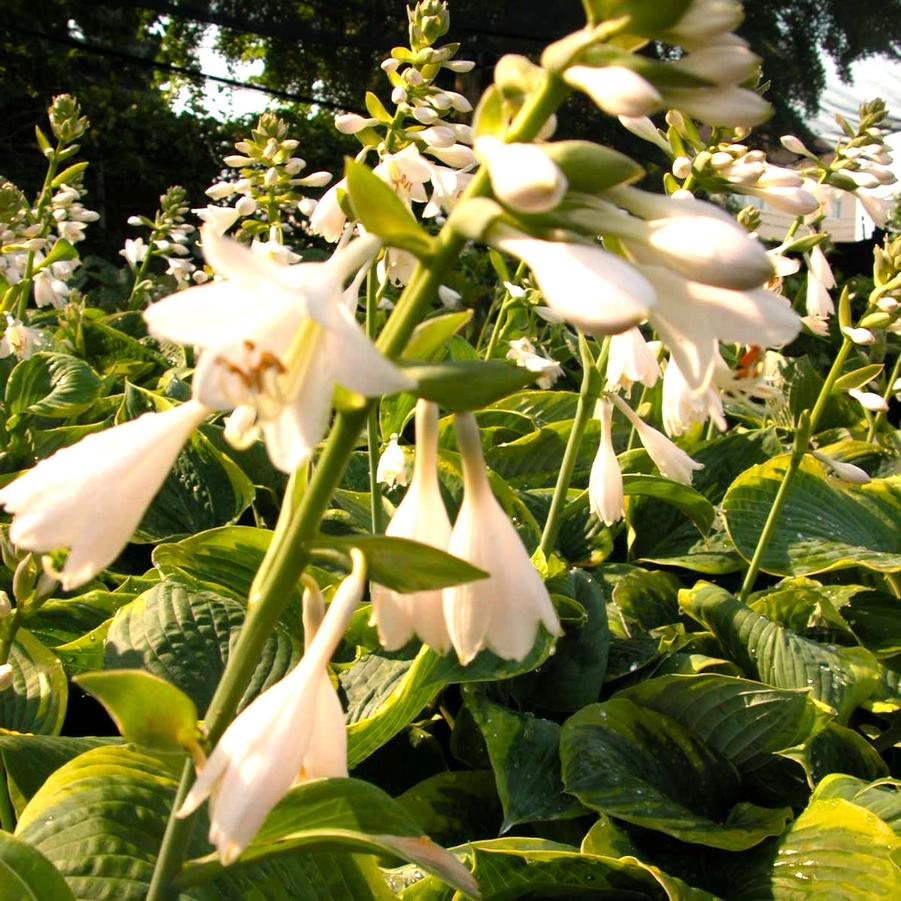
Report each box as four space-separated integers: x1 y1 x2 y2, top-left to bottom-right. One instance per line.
0 591 11 618
235 196 257 216
672 156 693 179
849 388 889 412
811 450 871 484
0 663 13 691
841 326 876 345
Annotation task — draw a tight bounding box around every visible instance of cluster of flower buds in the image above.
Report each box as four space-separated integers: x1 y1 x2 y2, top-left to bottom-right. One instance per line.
125 186 198 291
559 0 768 130
200 112 331 251
314 0 476 281
780 99 897 227
0 180 37 288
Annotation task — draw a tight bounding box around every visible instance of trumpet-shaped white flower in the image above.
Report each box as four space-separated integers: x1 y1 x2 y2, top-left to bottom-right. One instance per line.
606 327 659 390
564 66 662 118
588 399 624 526
443 413 561 664
491 227 655 335
0 400 209 590
475 136 567 213
640 265 801 392
194 205 243 236
610 395 703 485
144 232 412 472
371 402 453 653
662 356 727 436
0 315 44 360
120 237 148 267
506 338 564 389
178 550 366 865
376 433 411 488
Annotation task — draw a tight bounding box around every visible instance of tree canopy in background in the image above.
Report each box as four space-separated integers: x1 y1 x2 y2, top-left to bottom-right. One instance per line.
2 0 899 250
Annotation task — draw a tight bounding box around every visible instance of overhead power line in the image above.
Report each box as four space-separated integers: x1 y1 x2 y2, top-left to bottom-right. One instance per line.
1 22 363 113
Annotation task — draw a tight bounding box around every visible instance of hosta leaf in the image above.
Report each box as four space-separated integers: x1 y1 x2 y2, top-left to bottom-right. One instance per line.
176 778 479 899
104 580 298 714
396 837 701 900
5 352 101 423
730 798 901 899
397 771 503 847
0 629 67 735
0 830 75 901
680 583 880 722
837 588 901 658
811 774 901 832
81 318 170 379
465 689 583 831
510 568 609 711
488 390 580 426
723 456 901 575
24 589 135 648
15 745 389 900
561 699 790 849
402 311 472 361
401 359 534 411
0 734 118 817
616 674 826 772
779 722 889 786
610 567 681 631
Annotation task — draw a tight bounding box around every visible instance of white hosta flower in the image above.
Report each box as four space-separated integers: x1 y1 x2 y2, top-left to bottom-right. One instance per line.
0 315 44 360
666 0 743 45
334 113 380 134
475 136 567 213
0 664 12 691
849 388 889 413
804 250 835 320
194 205 242 236
443 412 561 665
662 356 726 437
0 400 209 590
57 220 86 243
611 395 703 485
606 327 659 390
33 270 69 309
491 227 655 335
506 338 563 389
662 86 770 128
438 285 462 309
811 450 871 484
376 434 411 488
377 247 418 287
179 550 366 865
739 184 819 216
618 116 670 152
120 237 148 267
425 143 476 170
802 314 830 337
589 398 624 526
371 402 453 654
841 326 876 346
674 40 760 84
0 593 11 618
640 266 801 392
858 192 895 228
564 66 662 117
144 232 412 472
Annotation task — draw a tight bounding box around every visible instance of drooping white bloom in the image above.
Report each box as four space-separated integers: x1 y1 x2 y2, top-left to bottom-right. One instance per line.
606 327 659 390
811 450 871 484
610 395 703 485
475 136 567 213
437 285 463 309
849 388 889 412
371 402 453 654
588 398 623 526
0 400 209 590
120 237 148 267
144 232 412 472
376 434 411 488
0 315 44 360
178 550 366 865
33 270 69 309
443 412 561 664
640 265 801 392
858 192 895 227
506 338 564 389
564 66 662 117
491 227 655 335
662 356 727 437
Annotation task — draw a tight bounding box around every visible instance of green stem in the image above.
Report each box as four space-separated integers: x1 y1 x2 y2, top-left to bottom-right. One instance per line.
365 265 385 533
737 335 853 602
867 352 900 442
147 69 569 900
538 333 606 557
